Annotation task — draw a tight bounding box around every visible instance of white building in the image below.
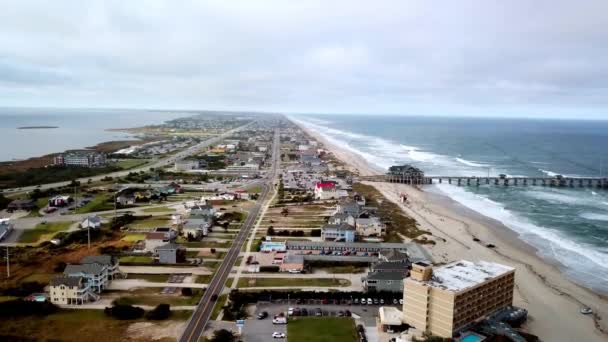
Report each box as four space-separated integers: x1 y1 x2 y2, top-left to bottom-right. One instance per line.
81 215 102 230
356 217 385 237
226 163 260 172
314 182 337 200
174 159 206 171
49 276 98 305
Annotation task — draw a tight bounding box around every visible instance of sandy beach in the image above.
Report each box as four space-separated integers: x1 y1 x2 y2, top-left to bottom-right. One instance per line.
295 120 608 341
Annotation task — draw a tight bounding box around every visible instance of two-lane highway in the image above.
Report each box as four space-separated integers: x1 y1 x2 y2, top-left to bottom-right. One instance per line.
179 126 280 342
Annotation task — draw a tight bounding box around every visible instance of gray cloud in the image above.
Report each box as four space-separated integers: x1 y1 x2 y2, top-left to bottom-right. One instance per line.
0 0 607 118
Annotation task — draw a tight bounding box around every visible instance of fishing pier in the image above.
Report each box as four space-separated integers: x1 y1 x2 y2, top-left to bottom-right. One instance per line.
359 165 608 188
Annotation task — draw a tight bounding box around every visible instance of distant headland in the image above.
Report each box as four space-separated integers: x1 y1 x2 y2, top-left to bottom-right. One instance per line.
17 126 59 129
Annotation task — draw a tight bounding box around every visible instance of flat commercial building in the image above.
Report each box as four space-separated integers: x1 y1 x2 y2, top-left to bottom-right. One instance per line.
403 260 515 338
285 241 431 262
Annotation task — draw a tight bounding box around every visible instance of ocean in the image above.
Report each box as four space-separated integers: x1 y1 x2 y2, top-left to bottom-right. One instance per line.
0 108 186 161
292 114 608 294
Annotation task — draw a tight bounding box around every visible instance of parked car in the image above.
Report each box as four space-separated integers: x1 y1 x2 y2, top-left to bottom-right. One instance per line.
367 298 373 305
380 299 385 305
288 307 294 316
272 316 287 324
301 308 308 316
393 299 398 305
399 299 403 305
257 311 268 319
354 298 359 304
373 298 379 305
272 332 286 338
315 308 322 316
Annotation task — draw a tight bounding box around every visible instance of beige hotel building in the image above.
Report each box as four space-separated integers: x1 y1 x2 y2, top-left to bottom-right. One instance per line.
403 260 515 338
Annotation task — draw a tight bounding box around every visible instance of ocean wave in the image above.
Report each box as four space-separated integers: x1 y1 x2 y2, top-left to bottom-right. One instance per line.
435 184 608 283
291 116 499 177
539 168 583 178
455 158 489 168
524 189 608 209
580 212 608 221
539 169 560 177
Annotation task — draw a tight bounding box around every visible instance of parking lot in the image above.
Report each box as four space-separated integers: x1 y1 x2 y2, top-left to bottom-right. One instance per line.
241 301 401 341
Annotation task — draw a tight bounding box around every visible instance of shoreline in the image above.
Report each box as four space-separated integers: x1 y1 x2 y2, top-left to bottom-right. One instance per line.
291 117 608 341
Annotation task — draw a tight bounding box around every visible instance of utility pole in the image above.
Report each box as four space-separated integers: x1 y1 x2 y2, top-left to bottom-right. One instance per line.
5 247 9 279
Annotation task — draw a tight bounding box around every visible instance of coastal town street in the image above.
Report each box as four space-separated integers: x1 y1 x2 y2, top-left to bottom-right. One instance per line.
179 127 280 342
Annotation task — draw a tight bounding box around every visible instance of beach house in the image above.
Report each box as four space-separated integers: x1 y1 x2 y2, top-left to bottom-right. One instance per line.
321 223 356 242
355 216 385 237
49 276 98 305
314 182 337 200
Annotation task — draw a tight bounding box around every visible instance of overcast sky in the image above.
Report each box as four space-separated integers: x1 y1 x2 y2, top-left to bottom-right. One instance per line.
1 0 607 118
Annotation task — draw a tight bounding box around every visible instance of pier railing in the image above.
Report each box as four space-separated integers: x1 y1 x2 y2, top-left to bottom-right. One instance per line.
359 175 608 188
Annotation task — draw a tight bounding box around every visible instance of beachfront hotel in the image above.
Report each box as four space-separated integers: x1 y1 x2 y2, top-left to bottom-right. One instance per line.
403 260 515 338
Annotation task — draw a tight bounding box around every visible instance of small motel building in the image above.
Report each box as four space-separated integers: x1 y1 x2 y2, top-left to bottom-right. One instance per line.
378 260 515 340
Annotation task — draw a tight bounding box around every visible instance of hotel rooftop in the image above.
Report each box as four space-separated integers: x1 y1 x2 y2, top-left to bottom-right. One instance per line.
421 260 514 292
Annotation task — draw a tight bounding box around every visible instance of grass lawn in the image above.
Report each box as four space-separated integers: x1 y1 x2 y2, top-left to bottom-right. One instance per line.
210 293 228 320
202 261 222 271
21 273 56 283
121 233 146 242
322 266 366 274
247 185 263 193
0 308 192 341
118 255 154 264
114 288 204 306
18 221 73 243
75 194 114 214
24 197 48 217
126 273 170 282
113 159 149 170
130 216 171 229
142 206 175 213
236 278 350 288
195 274 213 284
287 317 357 342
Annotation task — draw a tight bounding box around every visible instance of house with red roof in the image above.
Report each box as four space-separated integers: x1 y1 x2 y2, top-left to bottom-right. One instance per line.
314 182 337 200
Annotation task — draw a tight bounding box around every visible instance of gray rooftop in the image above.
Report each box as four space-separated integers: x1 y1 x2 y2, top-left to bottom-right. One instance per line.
64 263 105 276
283 253 304 264
156 243 184 251
373 261 410 272
81 255 117 266
380 249 410 261
367 271 406 281
50 276 84 287
286 241 431 262
322 223 355 231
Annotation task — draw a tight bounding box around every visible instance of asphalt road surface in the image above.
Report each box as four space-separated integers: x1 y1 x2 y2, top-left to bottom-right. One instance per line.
179 127 280 342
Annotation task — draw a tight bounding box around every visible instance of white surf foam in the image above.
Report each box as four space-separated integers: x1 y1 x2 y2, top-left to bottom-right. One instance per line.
435 184 608 285
580 212 608 222
456 158 489 168
539 169 559 177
